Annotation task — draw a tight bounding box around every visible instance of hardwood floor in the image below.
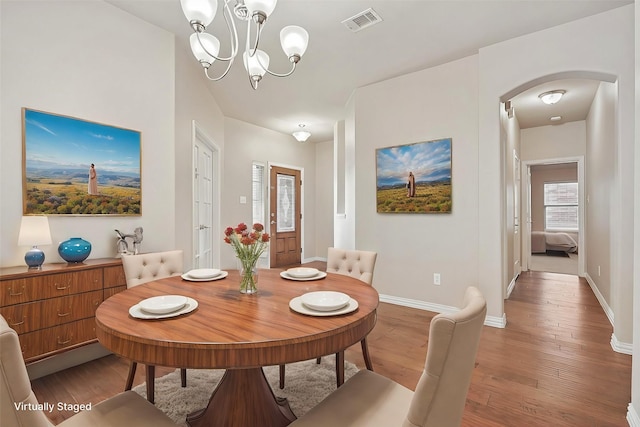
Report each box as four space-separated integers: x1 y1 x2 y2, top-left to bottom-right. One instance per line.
30 269 631 426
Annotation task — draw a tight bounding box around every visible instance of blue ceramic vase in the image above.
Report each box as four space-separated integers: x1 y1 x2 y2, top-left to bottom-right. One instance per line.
58 237 92 263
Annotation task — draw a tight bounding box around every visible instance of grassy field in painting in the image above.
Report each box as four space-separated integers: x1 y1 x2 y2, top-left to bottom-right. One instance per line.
376 183 451 213
25 181 140 215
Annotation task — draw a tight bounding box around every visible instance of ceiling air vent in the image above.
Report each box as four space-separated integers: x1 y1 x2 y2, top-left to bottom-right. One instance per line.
341 8 383 33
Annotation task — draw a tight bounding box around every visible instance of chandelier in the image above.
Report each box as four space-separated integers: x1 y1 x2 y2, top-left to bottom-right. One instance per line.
180 0 309 90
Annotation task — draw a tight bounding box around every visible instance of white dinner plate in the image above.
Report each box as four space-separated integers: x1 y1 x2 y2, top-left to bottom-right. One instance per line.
186 268 221 279
280 271 327 281
286 267 320 278
139 295 188 314
289 297 358 317
181 271 228 282
300 291 350 311
130 297 198 320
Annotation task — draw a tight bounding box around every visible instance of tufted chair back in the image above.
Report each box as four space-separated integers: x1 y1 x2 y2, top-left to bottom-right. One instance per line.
1 316 55 427
326 247 377 285
121 250 184 288
406 286 486 427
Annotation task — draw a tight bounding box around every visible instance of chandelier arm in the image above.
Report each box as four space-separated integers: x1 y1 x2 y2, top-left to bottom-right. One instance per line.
203 58 236 81
246 19 264 58
258 58 297 78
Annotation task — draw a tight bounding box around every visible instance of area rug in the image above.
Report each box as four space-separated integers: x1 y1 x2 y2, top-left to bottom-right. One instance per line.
132 356 358 426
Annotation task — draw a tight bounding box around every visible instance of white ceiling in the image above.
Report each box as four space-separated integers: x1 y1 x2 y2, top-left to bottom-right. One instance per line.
106 0 630 142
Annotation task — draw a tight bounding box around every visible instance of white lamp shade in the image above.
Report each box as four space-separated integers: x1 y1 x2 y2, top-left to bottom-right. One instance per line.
190 32 220 65
280 26 309 58
244 0 277 17
539 90 565 105
292 130 311 142
181 0 218 27
243 50 270 77
18 216 52 246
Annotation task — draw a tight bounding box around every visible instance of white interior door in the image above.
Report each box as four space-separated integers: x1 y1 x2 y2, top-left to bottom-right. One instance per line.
192 123 219 269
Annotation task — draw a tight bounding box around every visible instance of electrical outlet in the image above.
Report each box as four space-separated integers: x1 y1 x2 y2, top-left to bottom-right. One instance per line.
433 273 441 286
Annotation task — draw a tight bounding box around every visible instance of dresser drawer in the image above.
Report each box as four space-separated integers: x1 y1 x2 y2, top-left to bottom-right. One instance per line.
0 290 103 334
103 265 126 288
20 317 97 362
0 269 102 306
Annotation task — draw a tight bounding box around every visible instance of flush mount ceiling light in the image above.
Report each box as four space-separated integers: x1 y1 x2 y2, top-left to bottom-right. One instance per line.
538 90 566 105
292 124 311 142
181 0 309 90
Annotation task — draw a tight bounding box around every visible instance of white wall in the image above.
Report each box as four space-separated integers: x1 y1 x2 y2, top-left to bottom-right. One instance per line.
221 118 318 269
349 55 480 310
478 5 634 336
586 82 617 317
520 121 587 161
0 1 176 267
632 1 640 422
315 140 334 259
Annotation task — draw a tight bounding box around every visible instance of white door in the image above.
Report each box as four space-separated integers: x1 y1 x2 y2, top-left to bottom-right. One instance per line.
192 123 219 269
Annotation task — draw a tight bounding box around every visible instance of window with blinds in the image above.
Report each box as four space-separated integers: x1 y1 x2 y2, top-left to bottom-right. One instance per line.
252 163 265 226
544 182 578 231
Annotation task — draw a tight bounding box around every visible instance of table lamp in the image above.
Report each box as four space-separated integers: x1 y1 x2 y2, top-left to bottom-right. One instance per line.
18 216 52 269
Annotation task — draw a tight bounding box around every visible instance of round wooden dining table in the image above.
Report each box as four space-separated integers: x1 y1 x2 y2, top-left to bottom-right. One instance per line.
95 268 379 427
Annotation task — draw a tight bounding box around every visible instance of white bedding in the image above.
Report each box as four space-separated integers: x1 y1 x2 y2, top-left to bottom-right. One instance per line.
531 231 578 253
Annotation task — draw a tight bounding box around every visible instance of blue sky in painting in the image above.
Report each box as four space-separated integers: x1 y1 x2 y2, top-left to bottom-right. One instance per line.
376 138 451 187
24 109 140 175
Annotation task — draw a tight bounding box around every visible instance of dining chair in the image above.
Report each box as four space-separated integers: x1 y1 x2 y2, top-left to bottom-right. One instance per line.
279 247 377 389
121 250 185 404
288 286 487 427
0 315 177 427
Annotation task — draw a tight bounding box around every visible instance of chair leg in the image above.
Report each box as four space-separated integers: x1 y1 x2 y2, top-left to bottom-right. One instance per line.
316 357 321 364
335 350 345 388
181 368 187 387
361 337 374 371
279 364 286 389
125 361 137 391
146 365 155 404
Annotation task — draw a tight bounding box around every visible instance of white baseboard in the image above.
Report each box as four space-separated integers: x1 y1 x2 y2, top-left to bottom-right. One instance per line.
506 274 518 299
627 403 640 427
584 272 615 325
379 294 506 328
583 273 632 355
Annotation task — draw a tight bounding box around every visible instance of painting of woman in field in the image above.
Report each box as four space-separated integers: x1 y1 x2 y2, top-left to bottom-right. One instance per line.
22 108 141 215
376 138 452 213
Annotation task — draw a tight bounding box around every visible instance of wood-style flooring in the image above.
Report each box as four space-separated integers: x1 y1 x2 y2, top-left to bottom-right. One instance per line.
31 268 631 426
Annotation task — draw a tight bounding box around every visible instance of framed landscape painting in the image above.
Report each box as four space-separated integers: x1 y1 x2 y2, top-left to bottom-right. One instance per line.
376 138 452 213
22 108 141 215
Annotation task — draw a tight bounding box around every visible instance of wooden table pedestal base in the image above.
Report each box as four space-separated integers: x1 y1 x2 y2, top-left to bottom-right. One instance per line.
187 368 296 427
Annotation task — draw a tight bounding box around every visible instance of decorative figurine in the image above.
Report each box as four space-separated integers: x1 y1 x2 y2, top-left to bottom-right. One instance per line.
115 227 143 256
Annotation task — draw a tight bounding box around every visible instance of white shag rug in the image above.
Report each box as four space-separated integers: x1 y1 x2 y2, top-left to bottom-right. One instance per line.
133 356 358 426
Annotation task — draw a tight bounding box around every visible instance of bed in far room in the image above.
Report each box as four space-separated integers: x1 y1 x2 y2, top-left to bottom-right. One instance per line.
531 231 578 254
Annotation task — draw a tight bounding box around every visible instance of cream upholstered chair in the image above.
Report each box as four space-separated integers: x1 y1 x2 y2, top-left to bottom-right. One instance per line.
289 286 486 427
0 315 177 427
279 247 377 389
121 250 184 404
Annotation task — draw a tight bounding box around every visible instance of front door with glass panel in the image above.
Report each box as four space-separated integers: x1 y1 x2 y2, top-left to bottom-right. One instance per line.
269 166 301 267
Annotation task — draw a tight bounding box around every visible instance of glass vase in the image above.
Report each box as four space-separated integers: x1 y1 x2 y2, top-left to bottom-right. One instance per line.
238 260 258 294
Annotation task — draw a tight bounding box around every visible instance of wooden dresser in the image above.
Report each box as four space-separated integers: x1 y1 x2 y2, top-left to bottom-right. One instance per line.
0 258 126 363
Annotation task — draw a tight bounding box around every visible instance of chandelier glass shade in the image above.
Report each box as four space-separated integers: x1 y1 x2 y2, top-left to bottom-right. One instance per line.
180 0 309 89
292 124 311 142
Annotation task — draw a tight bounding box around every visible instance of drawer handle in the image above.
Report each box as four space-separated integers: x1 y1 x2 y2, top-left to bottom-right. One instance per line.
10 317 26 326
57 311 71 317
55 283 70 291
57 337 72 345
9 286 24 296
